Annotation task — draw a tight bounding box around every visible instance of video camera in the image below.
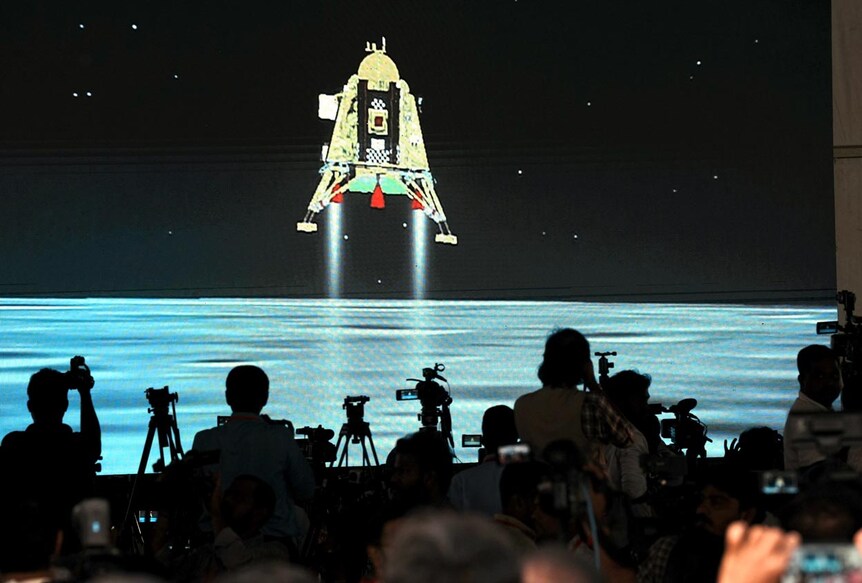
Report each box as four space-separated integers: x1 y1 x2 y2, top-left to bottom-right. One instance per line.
650 398 710 458
65 356 95 391
396 363 454 446
145 386 178 412
817 290 862 410
296 425 337 465
343 395 370 423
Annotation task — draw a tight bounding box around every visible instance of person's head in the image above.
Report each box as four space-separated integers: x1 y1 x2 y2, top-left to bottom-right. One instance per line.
602 370 652 423
0 498 63 574
781 481 862 542
225 365 269 414
382 511 520 583
521 545 599 583
27 369 69 425
499 461 546 527
694 464 759 537
221 474 277 538
537 328 591 389
726 426 784 471
482 405 518 453
797 345 842 407
389 431 454 507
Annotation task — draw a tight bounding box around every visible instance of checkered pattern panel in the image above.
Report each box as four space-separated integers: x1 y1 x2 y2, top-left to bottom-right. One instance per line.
370 98 387 110
366 148 391 164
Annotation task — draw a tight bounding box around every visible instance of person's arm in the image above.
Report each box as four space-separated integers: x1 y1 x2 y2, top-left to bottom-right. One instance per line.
618 435 648 500
77 385 101 462
585 394 633 448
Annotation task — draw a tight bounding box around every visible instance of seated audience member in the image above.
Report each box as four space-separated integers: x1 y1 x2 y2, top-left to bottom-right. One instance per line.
602 370 653 507
213 560 317 583
521 546 599 583
389 430 454 510
514 328 633 467
382 511 520 583
448 404 519 516
492 461 547 555
781 480 862 542
362 504 407 583
638 463 761 583
191 365 315 550
0 498 67 582
171 475 291 580
1 366 101 520
725 426 784 471
784 344 843 470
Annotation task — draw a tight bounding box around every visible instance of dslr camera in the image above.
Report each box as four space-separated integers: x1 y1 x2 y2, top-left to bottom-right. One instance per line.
65 356 95 391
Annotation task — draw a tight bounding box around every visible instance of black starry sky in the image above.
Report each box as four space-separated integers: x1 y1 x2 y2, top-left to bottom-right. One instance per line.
0 0 835 300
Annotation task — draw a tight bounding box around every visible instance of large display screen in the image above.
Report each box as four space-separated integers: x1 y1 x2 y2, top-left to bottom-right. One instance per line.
0 0 836 474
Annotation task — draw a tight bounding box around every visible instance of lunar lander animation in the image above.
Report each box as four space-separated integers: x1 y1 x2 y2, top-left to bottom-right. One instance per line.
297 39 457 245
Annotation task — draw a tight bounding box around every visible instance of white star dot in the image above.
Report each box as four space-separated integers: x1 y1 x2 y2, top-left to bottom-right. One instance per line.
168 230 173 236
78 23 85 29
173 74 179 79
754 39 759 44
690 75 694 80
573 234 579 239
696 60 702 66
343 234 349 240
377 279 382 284
713 175 718 180
672 189 677 193
131 24 138 30
86 91 92 97
402 222 408 228
587 101 591 106
72 92 79 98
542 231 546 236
517 169 523 175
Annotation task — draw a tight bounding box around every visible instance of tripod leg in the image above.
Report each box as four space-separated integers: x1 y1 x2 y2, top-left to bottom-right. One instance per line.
331 429 346 468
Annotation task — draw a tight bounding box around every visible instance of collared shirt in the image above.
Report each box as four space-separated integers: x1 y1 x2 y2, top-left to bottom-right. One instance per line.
192 412 315 538
783 391 831 471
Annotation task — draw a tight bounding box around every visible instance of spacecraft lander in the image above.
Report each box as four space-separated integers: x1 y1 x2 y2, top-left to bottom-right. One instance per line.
297 40 457 245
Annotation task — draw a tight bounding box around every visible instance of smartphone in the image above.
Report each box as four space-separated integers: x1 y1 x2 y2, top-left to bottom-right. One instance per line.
782 543 862 582
498 443 531 465
760 470 800 495
462 434 482 447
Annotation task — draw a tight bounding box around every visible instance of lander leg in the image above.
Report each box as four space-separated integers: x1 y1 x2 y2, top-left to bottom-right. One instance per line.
297 168 348 233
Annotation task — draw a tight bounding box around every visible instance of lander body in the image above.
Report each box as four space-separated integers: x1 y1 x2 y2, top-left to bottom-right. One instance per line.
297 40 457 245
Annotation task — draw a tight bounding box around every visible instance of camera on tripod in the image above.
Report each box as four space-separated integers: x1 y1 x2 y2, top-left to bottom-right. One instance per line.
296 425 337 465
343 395 370 423
650 398 710 457
817 290 862 409
65 356 95 391
145 386 178 412
396 363 454 447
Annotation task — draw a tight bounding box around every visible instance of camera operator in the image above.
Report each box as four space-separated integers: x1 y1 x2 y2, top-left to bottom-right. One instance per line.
0 363 101 519
783 345 844 471
514 329 633 468
191 365 314 555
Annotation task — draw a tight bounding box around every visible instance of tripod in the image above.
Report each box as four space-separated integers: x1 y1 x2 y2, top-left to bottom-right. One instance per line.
121 387 185 554
332 396 379 467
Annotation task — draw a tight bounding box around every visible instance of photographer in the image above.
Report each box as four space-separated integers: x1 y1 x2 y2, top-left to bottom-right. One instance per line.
514 329 633 467
191 365 314 554
0 362 101 518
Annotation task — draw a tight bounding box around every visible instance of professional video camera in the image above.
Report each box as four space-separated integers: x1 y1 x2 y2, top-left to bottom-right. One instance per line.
396 363 454 447
65 355 95 391
817 290 862 410
343 395 370 422
296 425 337 466
650 398 710 458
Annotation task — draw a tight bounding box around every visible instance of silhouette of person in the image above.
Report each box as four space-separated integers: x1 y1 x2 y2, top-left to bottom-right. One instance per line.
191 365 315 548
0 364 101 522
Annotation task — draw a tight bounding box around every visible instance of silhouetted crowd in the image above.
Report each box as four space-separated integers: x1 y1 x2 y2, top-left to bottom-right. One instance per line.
1 327 862 583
